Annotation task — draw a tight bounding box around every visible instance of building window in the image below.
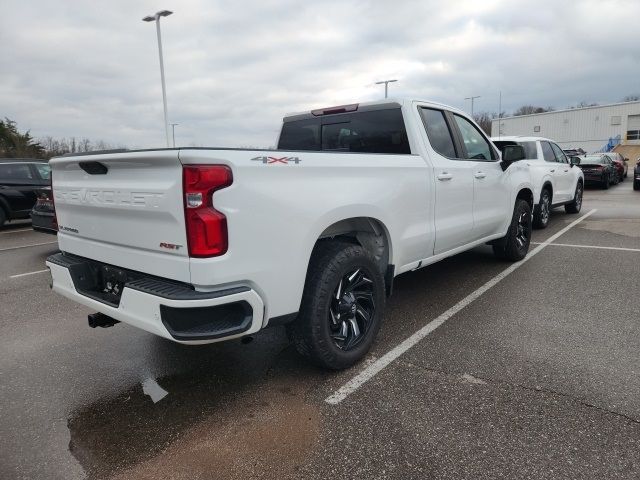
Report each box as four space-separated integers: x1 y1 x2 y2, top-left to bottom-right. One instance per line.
611 116 621 125
534 126 541 132
627 130 640 140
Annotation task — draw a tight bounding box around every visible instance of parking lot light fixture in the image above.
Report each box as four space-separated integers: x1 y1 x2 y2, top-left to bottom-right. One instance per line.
375 79 398 99
143 10 173 147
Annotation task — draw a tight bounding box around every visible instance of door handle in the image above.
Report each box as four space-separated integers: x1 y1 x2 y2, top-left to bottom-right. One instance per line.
549 169 555 173
474 172 487 179
437 172 453 181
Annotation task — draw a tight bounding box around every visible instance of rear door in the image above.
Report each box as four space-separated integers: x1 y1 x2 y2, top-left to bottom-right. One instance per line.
418 107 474 254
50 150 191 282
550 142 572 201
449 114 510 240
540 141 568 202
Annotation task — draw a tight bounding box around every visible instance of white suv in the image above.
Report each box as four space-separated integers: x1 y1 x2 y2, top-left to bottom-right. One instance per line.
492 136 584 229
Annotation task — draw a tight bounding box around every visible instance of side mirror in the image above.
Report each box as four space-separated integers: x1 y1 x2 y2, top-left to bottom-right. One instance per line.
570 156 581 166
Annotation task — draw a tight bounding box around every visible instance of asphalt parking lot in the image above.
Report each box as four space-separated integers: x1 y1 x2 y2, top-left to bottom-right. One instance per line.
1 181 640 480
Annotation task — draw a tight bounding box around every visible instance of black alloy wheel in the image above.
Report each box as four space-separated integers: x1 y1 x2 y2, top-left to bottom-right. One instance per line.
329 268 376 350
493 199 532 261
533 189 551 229
289 241 385 370
565 182 583 214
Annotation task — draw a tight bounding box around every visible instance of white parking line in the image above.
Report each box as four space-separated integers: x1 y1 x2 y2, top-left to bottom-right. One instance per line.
0 241 57 252
9 269 49 279
0 228 33 235
532 242 640 253
325 209 597 405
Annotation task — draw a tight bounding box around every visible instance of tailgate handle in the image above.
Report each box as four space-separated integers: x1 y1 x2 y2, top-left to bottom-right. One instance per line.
79 161 109 175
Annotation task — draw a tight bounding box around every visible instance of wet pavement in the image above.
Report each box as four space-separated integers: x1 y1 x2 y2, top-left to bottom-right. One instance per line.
1 180 640 479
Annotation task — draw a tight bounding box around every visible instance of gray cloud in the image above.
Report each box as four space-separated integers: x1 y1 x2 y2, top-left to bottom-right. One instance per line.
1 0 639 149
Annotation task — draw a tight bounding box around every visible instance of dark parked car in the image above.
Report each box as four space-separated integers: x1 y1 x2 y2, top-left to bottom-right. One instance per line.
0 159 51 227
576 155 617 189
600 152 628 181
634 158 640 191
30 186 57 234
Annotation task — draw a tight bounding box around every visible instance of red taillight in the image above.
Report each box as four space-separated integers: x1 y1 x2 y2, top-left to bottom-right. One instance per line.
182 165 233 257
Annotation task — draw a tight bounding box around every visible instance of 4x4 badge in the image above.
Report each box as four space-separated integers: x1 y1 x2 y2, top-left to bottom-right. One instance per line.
251 156 301 165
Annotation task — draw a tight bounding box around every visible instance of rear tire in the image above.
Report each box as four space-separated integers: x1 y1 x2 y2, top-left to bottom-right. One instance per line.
532 189 551 229
0 208 5 227
565 182 583 214
493 199 532 262
288 241 385 370
634 180 640 191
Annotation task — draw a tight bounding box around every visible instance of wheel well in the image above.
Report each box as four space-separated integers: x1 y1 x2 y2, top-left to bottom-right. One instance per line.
516 188 534 210
316 217 391 273
541 182 553 202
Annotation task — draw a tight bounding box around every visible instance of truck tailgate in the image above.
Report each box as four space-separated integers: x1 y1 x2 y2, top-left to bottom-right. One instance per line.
50 150 191 283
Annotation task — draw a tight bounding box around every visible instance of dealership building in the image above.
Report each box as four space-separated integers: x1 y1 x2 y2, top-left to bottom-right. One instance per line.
491 100 640 158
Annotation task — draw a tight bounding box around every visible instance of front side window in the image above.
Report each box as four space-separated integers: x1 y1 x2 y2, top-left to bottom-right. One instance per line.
453 114 495 161
550 143 568 163
419 108 457 158
541 141 556 162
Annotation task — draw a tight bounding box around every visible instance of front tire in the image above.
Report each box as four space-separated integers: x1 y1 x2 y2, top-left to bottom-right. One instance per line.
493 199 532 262
288 241 385 370
533 189 551 229
634 179 640 191
0 208 6 228
602 175 610 189
565 182 583 214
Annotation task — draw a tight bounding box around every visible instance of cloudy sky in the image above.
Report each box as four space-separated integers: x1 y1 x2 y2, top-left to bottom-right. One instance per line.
1 0 639 149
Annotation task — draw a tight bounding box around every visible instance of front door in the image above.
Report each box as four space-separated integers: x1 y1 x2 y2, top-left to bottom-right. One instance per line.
450 113 510 240
418 107 474 254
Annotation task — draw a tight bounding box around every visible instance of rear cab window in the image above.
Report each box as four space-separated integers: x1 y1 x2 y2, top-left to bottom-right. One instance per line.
278 108 410 154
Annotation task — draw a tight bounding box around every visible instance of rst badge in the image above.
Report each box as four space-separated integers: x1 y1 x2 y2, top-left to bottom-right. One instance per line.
251 156 301 165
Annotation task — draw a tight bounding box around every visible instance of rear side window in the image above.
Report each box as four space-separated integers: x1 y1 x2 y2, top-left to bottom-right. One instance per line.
419 108 457 158
0 164 33 181
278 109 410 154
541 141 555 162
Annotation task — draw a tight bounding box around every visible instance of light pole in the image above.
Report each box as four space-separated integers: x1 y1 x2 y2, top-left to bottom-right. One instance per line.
170 123 179 147
465 95 481 117
375 79 397 98
143 10 173 147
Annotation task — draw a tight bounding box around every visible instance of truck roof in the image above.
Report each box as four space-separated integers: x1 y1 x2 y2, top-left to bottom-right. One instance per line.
282 97 463 122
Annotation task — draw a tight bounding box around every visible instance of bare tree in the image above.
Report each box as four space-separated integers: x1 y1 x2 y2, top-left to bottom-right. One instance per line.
623 95 640 102
513 105 554 116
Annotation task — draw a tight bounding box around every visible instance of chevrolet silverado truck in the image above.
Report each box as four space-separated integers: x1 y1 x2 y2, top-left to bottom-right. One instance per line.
47 99 534 369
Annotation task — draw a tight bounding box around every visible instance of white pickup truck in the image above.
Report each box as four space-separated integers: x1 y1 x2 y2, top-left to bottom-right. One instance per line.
47 98 534 369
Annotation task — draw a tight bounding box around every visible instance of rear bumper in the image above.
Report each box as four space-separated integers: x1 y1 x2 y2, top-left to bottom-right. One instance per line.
30 211 57 234
46 253 264 344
